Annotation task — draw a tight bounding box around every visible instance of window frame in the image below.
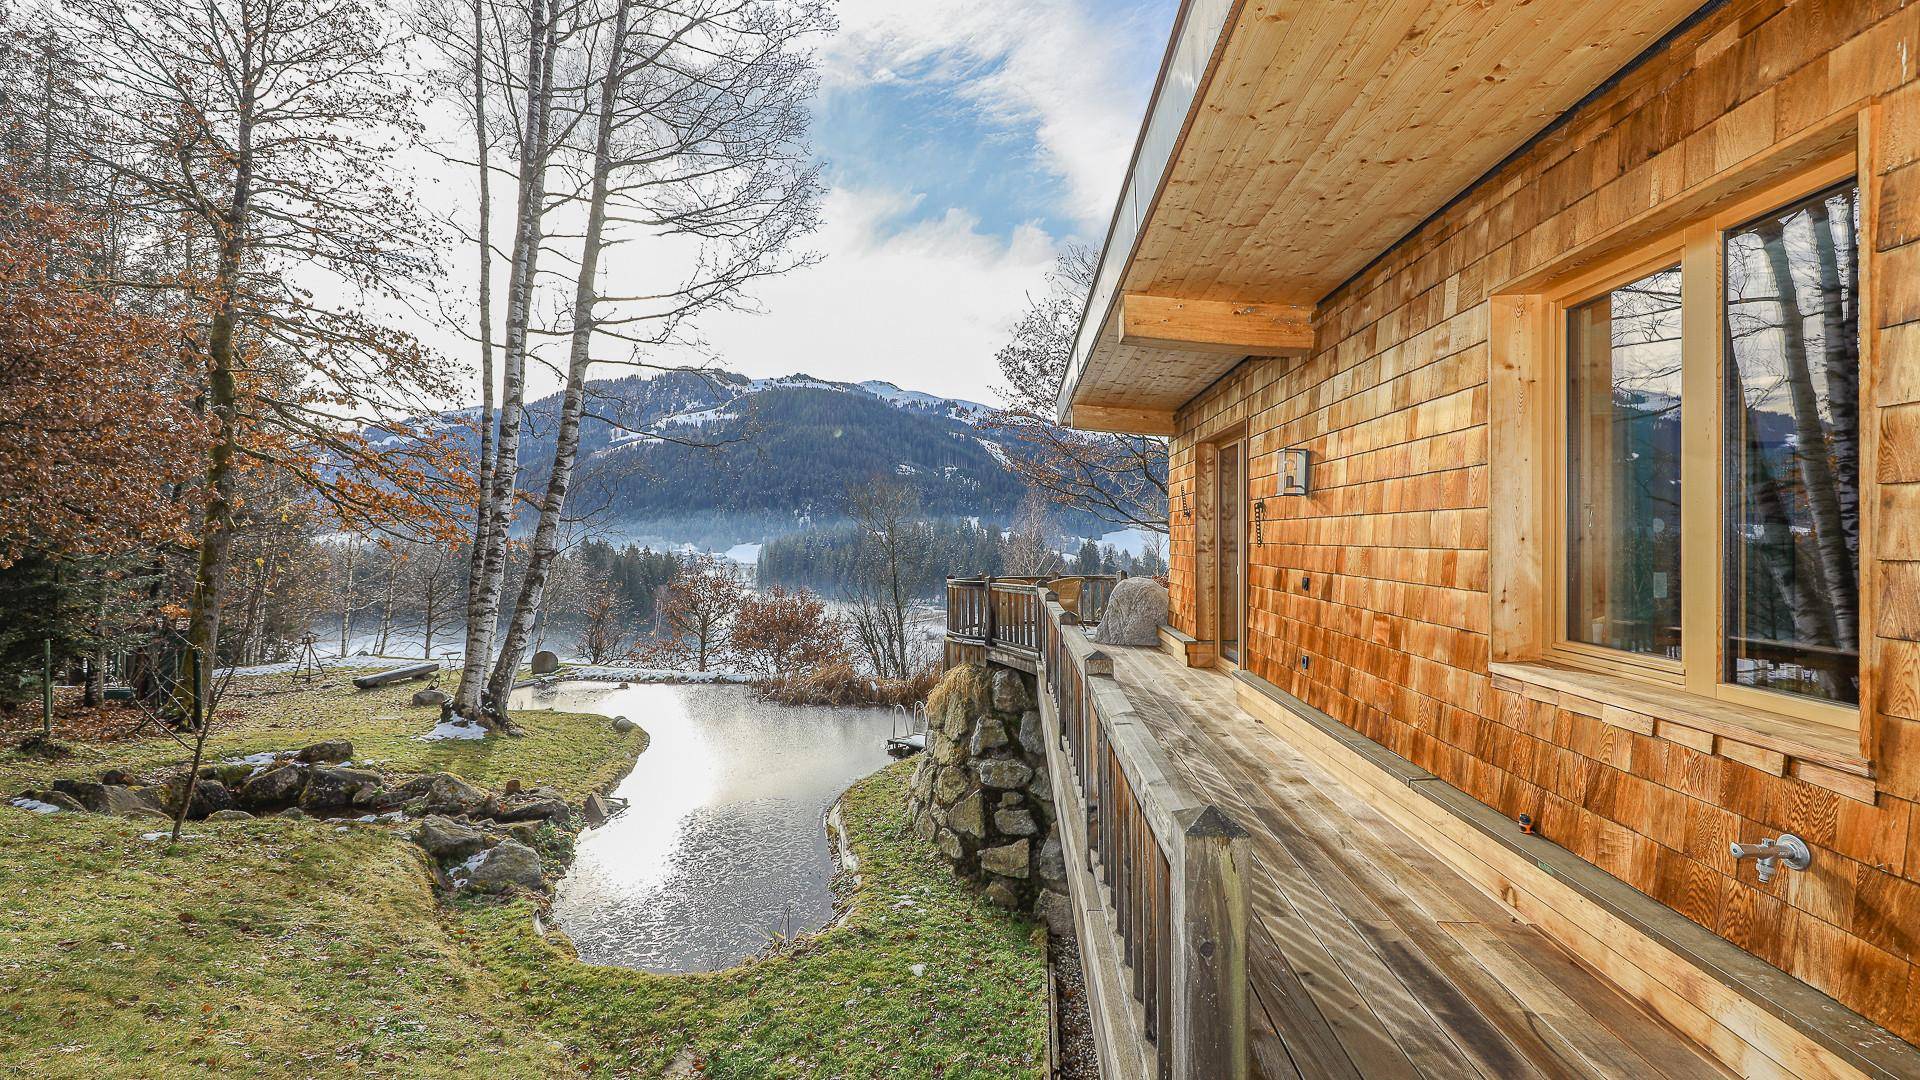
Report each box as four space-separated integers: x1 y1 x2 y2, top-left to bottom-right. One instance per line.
1539 154 1863 733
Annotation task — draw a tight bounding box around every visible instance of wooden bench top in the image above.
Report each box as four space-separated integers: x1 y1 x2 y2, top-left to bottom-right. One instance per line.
1104 644 1734 1080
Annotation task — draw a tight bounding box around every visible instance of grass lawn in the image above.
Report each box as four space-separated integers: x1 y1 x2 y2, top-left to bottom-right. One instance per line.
0 677 1047 1079
0 669 642 801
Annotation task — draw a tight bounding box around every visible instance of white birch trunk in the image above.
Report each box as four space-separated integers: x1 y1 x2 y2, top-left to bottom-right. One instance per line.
488 0 629 706
457 0 555 722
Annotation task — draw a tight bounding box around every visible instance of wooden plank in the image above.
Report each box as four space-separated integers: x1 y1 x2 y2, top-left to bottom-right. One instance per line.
1119 294 1315 357
1178 807 1251 1080
1073 403 1181 436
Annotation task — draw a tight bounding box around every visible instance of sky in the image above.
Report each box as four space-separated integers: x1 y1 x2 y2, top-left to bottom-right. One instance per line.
691 0 1174 403
408 0 1177 408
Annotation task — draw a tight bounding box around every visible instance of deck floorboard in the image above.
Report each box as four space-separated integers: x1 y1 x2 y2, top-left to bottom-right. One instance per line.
1102 645 1734 1080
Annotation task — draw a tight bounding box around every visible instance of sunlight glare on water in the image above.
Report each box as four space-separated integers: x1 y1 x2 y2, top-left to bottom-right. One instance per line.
512 681 898 973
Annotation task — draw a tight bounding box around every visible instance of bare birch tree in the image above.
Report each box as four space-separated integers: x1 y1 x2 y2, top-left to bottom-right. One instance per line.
483 0 829 713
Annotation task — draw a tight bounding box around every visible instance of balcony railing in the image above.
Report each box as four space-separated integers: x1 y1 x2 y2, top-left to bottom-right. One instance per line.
943 574 1118 673
943 577 1249 1080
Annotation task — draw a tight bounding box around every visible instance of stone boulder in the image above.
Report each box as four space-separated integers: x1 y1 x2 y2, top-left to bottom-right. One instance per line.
464 841 544 893
495 798 570 826
947 792 986 840
990 668 1029 713
1092 576 1169 646
414 815 488 861
530 650 561 675
396 773 489 816
298 767 384 812
207 809 255 822
296 740 353 764
51 780 166 818
973 758 1033 790
412 688 452 708
979 839 1030 879
611 716 638 733
237 765 307 810
163 775 235 818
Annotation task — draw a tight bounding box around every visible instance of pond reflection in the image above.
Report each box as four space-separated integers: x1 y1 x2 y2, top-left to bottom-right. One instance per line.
512 681 898 972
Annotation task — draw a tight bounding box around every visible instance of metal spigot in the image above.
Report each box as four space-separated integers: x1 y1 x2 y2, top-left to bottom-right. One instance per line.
1729 833 1811 883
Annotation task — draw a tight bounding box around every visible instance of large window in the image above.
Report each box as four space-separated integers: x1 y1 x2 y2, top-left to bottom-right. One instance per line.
1547 167 1863 724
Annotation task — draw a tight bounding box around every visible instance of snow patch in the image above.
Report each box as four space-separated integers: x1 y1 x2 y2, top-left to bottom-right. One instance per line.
723 542 763 565
10 798 61 814
418 719 488 742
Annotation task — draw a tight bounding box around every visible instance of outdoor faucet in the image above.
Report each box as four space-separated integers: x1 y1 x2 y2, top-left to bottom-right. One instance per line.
1729 833 1811 883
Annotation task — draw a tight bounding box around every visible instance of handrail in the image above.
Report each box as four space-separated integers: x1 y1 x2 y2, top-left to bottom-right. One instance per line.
944 574 1120 666
1037 597 1249 1080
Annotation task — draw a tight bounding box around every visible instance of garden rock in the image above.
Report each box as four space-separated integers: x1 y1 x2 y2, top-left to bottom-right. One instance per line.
414 815 488 861
51 780 165 818
583 793 610 825
984 879 1020 910
1092 576 1168 646
990 668 1029 712
412 688 452 708
298 767 384 812
1017 710 1044 757
1034 835 1067 890
496 798 570 825
611 716 637 733
1034 889 1074 935
932 766 969 804
994 808 1037 837
238 765 307 810
947 792 986 839
969 716 1007 755
973 758 1032 790
207 809 255 822
164 776 235 818
466 841 544 892
296 740 353 764
530 650 561 675
979 840 1030 879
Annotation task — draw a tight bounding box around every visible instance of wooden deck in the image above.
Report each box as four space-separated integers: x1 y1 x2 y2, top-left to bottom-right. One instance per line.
1103 644 1734 1080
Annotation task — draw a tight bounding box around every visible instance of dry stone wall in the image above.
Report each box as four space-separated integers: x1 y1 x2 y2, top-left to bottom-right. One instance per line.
906 663 1069 931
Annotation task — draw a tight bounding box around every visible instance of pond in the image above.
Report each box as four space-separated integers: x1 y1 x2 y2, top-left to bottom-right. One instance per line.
510 681 901 973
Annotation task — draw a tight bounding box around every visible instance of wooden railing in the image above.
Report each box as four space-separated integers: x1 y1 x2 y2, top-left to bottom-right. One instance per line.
1035 597 1249 1080
943 574 1119 672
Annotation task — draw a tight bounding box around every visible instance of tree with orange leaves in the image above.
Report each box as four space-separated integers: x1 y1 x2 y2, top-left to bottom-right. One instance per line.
52 0 471 720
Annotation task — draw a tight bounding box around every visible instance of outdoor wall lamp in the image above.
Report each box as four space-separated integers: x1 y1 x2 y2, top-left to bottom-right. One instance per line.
1279 448 1312 496
1730 833 1811 884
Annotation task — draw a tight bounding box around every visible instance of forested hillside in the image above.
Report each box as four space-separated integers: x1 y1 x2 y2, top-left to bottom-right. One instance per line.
398 370 1116 548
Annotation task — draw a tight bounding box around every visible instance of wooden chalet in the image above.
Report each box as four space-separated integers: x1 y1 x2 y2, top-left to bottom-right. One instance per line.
953 1 1920 1077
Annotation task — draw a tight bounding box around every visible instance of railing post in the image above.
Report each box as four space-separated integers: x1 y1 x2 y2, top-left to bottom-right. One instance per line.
983 574 995 649
1174 806 1250 1080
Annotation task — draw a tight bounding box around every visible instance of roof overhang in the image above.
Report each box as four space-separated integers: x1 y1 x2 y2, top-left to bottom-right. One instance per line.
1059 0 1712 433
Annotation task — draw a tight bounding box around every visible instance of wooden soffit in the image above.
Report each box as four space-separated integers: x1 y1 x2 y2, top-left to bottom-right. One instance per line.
1061 0 1707 430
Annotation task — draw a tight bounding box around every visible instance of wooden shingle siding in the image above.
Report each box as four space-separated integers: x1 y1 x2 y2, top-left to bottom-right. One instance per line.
1167 0 1920 1045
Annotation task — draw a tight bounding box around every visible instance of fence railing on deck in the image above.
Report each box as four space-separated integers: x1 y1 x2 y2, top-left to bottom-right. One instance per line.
943 574 1118 671
944 574 1249 1080
1039 598 1249 1080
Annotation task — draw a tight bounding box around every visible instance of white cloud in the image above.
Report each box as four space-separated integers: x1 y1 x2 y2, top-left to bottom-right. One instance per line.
694 184 1058 401
822 0 1149 224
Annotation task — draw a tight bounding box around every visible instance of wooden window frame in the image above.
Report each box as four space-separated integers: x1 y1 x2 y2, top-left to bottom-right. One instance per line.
1499 151 1868 740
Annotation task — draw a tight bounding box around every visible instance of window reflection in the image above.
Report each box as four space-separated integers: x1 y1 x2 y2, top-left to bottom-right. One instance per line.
1566 266 1685 659
1723 184 1861 706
